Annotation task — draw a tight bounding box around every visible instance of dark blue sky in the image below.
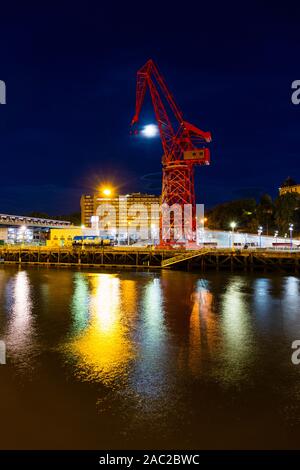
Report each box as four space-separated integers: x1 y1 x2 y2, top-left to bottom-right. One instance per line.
0 2 299 214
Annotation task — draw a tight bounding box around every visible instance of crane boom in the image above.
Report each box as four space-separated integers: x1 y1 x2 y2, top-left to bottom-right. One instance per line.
131 59 212 243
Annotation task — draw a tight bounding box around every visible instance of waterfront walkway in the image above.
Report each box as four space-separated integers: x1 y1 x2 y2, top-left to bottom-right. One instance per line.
0 246 300 272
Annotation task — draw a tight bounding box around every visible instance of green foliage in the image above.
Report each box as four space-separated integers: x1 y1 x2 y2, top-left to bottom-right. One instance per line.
26 211 51 219
274 193 300 233
207 192 300 236
53 212 81 225
207 198 257 231
256 194 275 234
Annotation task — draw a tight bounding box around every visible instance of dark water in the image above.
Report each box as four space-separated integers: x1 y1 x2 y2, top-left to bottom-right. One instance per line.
0 266 300 449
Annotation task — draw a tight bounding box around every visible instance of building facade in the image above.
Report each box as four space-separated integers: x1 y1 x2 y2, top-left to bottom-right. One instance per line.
0 214 71 245
81 192 161 242
279 184 300 196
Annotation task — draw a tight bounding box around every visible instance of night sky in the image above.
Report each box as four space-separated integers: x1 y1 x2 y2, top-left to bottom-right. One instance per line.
0 2 299 215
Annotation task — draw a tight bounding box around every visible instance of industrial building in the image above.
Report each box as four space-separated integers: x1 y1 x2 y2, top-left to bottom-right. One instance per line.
81 192 161 243
0 213 71 245
46 227 103 248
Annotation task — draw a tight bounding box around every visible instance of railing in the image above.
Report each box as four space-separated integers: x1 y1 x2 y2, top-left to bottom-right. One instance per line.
161 249 213 267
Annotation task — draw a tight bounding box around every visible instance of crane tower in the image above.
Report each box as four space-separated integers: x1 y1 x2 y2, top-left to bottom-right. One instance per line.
131 60 212 243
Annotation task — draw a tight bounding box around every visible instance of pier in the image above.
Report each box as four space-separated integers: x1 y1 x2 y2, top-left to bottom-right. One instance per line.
0 246 300 273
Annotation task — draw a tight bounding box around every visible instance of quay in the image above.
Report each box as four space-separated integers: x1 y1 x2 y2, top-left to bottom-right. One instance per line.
0 246 300 273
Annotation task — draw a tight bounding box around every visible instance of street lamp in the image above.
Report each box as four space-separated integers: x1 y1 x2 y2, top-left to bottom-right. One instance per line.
274 230 278 249
151 223 156 245
258 226 263 248
289 223 294 250
99 185 114 198
230 221 236 248
102 188 112 197
127 221 131 246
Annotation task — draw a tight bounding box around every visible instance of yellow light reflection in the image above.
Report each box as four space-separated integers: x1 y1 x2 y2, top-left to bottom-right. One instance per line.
68 273 134 385
219 278 254 383
120 280 137 323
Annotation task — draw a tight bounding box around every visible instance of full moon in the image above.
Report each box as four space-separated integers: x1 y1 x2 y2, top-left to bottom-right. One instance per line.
141 124 159 138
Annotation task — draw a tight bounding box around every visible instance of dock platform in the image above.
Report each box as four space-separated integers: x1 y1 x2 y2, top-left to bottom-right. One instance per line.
0 246 299 272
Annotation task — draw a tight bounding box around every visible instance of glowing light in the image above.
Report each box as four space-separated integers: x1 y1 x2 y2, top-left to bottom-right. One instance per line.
141 124 159 138
102 188 112 197
230 221 237 229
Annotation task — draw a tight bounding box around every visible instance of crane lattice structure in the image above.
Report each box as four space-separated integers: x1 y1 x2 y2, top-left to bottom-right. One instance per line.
131 60 212 243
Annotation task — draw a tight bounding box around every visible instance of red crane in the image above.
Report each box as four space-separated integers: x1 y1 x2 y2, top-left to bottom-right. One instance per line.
131 59 212 243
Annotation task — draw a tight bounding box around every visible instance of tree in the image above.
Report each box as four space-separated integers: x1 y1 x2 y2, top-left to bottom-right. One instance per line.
281 176 297 187
26 211 81 226
256 194 274 235
54 212 81 225
274 193 300 234
26 211 51 219
207 198 257 231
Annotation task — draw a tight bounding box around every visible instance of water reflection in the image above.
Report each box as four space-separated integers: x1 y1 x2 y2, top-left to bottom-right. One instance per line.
71 273 90 334
1 267 300 448
218 277 256 383
130 278 168 398
184 279 218 375
281 277 300 334
253 278 270 308
5 270 36 369
65 272 299 390
120 279 137 320
67 273 134 385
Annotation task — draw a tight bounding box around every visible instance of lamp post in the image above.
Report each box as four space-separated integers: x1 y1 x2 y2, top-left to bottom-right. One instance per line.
289 223 294 250
258 226 263 249
127 221 131 246
274 230 278 249
151 223 157 245
230 222 236 249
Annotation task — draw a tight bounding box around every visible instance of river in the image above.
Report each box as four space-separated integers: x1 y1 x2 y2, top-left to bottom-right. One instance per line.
0 266 300 449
